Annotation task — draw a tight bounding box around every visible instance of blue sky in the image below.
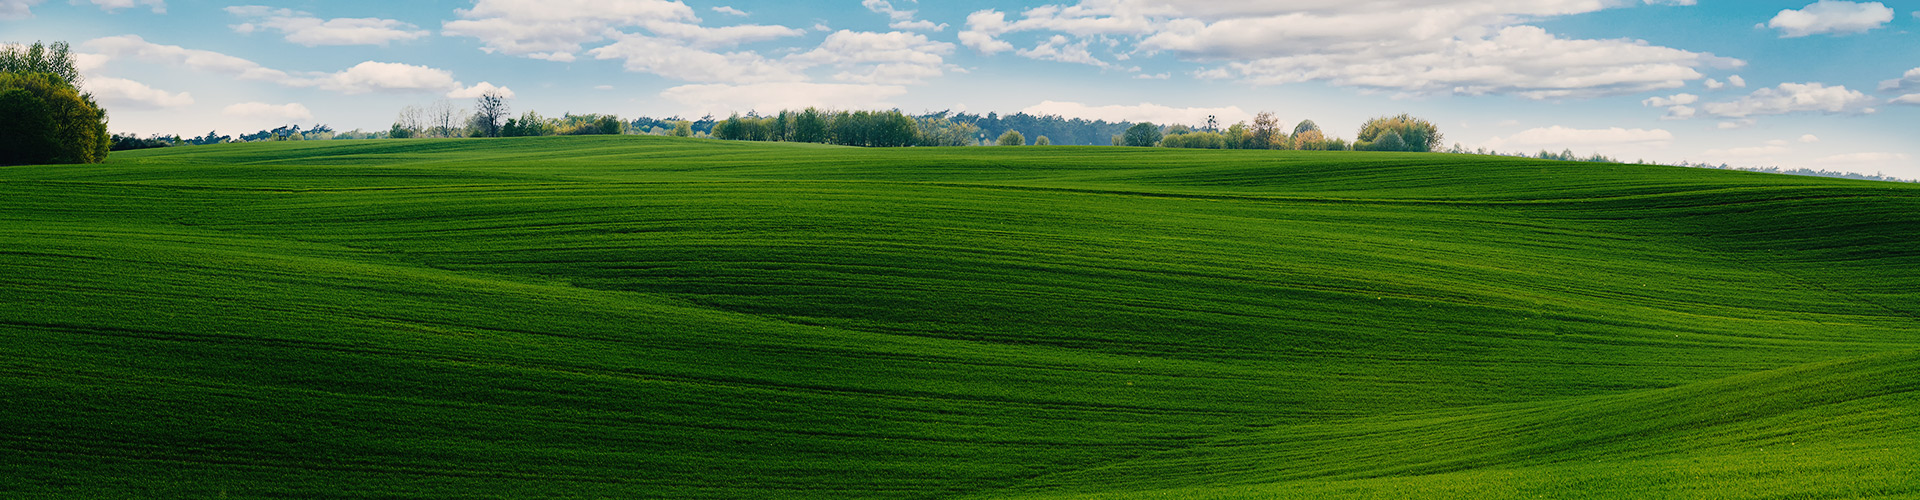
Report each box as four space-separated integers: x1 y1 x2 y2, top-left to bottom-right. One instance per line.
5 0 1918 176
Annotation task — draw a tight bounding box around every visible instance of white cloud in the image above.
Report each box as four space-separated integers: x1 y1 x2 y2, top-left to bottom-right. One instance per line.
711 6 746 16
959 10 1016 54
1800 134 1821 143
442 0 698 59
1764 1 1893 37
788 30 956 85
84 77 192 109
1485 126 1675 150
1018 35 1109 68
1881 68 1920 92
223 102 312 123
1729 75 1746 87
960 2 1736 98
890 19 947 31
1135 73 1170 80
1891 94 1920 105
83 36 478 95
227 6 428 46
447 81 514 99
660 82 908 115
0 0 44 19
639 21 806 49
1699 83 1876 118
589 34 803 83
87 0 162 14
864 0 946 31
1643 93 1698 119
303 61 460 94
1704 78 1724 90
1199 26 1739 99
1019 101 1251 126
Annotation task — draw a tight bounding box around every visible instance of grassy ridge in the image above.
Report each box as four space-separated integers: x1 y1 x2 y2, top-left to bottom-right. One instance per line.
1 136 1915 498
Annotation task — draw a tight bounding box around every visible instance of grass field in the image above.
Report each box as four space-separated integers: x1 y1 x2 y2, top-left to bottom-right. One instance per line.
1 135 1915 499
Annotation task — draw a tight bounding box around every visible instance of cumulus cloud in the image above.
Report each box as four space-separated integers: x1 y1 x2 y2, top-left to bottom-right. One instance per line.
227 6 428 46
864 0 946 31
1485 126 1675 150
446 81 514 99
0 0 42 19
1018 35 1110 68
711 6 746 17
961 1 1735 98
1019 101 1251 126
1643 93 1699 119
223 102 312 122
442 0 698 57
1729 75 1746 88
1881 68 1920 92
82 35 482 95
88 0 163 14
788 30 956 84
1764 1 1893 37
589 34 803 83
84 77 192 109
660 82 908 115
1891 94 1920 105
1699 83 1876 118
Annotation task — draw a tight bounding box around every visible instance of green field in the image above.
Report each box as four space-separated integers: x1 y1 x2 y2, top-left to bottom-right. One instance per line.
2 136 1915 499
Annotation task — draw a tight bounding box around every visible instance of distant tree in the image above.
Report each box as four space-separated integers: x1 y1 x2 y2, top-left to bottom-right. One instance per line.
1292 119 1320 137
427 100 460 138
1123 122 1161 147
472 90 508 138
1224 122 1252 149
1034 135 1050 146
1165 124 1192 136
997 129 1025 146
1356 114 1443 152
388 123 413 139
672 120 692 137
1251 112 1280 150
0 72 108 164
1160 131 1227 149
792 108 829 143
1292 128 1326 151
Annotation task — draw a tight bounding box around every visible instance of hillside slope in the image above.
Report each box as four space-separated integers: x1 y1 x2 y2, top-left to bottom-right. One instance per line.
1 136 1915 498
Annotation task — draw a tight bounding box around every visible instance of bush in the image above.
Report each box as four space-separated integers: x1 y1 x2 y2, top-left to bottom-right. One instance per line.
0 72 108 165
997 130 1025 146
1034 136 1050 146
1159 131 1227 149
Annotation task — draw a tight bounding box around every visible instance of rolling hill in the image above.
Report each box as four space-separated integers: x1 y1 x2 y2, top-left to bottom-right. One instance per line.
1 136 1914 499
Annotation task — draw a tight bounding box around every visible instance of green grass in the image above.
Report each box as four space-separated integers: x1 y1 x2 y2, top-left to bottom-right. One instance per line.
1 135 1915 499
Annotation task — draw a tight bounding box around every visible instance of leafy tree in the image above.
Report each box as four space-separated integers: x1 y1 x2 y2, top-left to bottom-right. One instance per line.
1224 122 1252 149
388 123 413 139
1356 114 1443 152
792 108 829 143
1292 119 1320 137
1160 131 1227 149
1122 122 1161 147
1034 136 1050 146
1251 112 1280 149
1292 128 1326 151
0 72 108 164
0 41 84 89
672 120 692 137
0 88 56 165
997 130 1025 146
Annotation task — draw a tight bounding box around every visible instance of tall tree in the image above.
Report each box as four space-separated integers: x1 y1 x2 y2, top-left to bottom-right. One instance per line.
1251 112 1280 150
1123 122 1161 147
473 90 508 138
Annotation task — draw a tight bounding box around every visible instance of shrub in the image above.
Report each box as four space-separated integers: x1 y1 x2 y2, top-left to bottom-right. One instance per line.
997 130 1026 146
1034 136 1050 146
